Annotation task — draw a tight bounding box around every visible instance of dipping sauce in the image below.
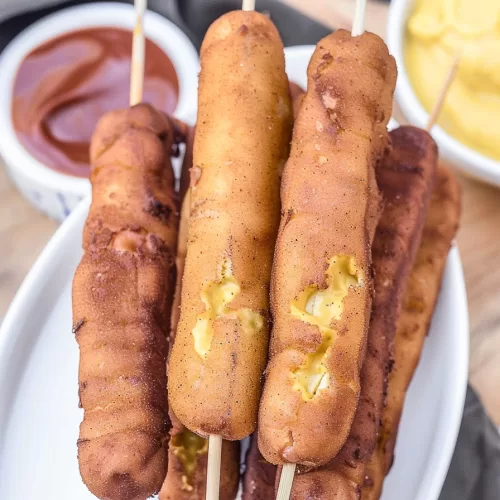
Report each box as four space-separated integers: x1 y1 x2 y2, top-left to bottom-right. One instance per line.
12 27 179 177
405 0 500 161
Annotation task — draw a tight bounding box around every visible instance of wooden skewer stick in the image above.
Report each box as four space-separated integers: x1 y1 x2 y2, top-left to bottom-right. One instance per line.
352 0 367 37
242 0 255 11
206 434 222 500
275 1 367 498
426 53 460 131
277 464 297 500
130 0 147 106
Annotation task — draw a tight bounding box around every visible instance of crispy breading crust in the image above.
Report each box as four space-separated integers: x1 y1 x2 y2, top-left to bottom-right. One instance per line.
168 11 293 440
282 126 438 499
362 165 462 500
258 30 396 467
73 104 182 500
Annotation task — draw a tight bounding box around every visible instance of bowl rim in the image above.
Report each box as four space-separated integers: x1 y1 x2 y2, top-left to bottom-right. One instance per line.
387 0 500 185
0 2 199 195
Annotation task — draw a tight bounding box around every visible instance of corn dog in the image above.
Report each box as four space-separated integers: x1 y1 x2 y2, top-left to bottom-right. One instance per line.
242 434 277 500
341 126 438 465
285 126 438 499
362 166 462 500
258 30 396 467
161 172 240 500
168 11 293 440
73 104 183 500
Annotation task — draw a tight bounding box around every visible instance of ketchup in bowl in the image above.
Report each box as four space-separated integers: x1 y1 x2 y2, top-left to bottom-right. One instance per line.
12 27 179 178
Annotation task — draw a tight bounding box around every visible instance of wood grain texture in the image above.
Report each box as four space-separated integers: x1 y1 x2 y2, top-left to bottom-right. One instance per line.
0 0 499 426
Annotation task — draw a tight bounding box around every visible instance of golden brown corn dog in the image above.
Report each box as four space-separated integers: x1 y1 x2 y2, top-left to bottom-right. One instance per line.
242 434 277 500
285 126 438 499
168 10 293 440
362 165 462 500
161 175 240 500
73 103 183 500
258 29 396 467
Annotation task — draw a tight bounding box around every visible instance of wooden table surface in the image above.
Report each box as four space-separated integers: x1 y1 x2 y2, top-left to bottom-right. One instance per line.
1 0 499 424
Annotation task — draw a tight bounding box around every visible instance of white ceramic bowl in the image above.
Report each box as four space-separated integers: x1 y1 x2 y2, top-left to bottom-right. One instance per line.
387 0 500 186
0 2 199 221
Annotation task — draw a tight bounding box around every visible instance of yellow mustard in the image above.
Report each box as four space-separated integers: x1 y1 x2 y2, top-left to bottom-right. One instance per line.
405 0 500 160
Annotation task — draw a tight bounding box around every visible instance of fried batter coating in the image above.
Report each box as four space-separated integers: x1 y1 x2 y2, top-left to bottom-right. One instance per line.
168 10 293 440
285 126 438 499
73 104 182 500
258 30 396 467
362 165 462 500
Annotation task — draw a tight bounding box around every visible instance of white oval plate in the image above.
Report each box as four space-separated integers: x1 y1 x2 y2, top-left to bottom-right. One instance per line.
0 46 468 500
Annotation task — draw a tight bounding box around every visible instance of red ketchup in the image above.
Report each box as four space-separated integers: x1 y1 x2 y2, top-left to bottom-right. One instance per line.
12 27 179 177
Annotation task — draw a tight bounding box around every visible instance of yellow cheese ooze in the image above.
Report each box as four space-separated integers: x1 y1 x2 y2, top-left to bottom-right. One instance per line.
291 255 361 400
192 258 264 358
171 430 208 490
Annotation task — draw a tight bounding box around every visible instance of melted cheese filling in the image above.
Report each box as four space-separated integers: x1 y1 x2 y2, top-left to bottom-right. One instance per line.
291 255 361 400
171 430 208 490
192 258 264 358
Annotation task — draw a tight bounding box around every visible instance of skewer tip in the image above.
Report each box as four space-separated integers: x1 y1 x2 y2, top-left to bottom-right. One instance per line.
426 52 461 132
242 0 256 11
129 0 147 106
352 0 367 37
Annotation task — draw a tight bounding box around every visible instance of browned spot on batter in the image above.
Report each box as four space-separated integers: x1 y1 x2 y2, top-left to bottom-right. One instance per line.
283 208 295 229
238 24 249 35
145 196 172 222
